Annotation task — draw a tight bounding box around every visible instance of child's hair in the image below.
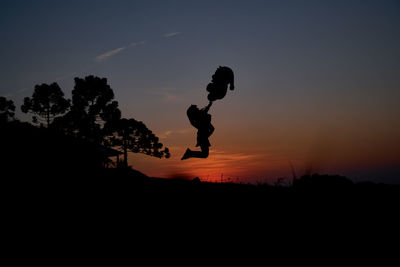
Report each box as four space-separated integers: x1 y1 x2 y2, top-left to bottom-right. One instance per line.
212 66 235 90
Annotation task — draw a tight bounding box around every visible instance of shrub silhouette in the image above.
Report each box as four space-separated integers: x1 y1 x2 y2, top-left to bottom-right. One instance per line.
293 173 354 191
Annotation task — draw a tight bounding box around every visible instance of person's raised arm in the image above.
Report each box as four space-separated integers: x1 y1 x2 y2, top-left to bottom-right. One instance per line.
202 101 213 113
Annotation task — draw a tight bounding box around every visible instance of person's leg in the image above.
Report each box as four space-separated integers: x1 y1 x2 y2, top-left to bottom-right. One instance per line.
199 145 209 158
188 146 209 158
181 145 209 160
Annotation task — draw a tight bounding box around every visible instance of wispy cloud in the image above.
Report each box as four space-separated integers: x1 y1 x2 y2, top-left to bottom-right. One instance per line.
152 88 181 103
159 128 192 139
95 40 146 62
163 32 182 38
130 40 146 47
152 87 198 103
95 46 126 62
162 92 180 102
159 130 173 139
3 87 29 97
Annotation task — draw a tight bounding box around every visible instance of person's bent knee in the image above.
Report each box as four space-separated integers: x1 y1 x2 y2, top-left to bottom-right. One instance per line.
201 146 209 158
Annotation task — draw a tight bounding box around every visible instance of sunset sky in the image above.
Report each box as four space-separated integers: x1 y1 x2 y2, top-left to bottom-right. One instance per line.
1 0 399 183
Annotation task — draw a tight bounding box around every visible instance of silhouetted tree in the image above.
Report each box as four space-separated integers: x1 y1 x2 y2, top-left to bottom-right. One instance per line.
105 118 170 168
0 96 15 124
21 83 70 127
62 76 121 143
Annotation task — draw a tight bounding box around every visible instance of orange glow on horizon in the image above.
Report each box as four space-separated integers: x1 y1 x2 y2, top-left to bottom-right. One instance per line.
127 125 400 183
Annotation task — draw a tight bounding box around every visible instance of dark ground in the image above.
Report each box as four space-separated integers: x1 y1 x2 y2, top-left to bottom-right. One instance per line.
2 121 399 240
2 166 399 257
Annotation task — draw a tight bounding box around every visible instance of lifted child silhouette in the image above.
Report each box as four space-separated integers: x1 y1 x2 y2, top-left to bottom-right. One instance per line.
181 66 234 160
206 66 234 103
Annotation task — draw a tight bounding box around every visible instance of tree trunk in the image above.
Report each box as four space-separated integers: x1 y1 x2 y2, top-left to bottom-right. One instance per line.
46 108 50 128
123 142 128 168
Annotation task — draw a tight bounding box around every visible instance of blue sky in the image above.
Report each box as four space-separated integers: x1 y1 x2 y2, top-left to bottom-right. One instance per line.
1 0 399 183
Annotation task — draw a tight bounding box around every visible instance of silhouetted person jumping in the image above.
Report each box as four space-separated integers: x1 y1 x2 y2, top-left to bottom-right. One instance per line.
181 102 214 160
181 66 234 160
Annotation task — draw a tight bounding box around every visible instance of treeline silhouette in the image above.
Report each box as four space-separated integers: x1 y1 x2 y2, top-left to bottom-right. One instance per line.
1 75 169 182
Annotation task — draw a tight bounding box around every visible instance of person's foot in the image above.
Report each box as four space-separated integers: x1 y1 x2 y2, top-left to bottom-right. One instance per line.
181 149 191 160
